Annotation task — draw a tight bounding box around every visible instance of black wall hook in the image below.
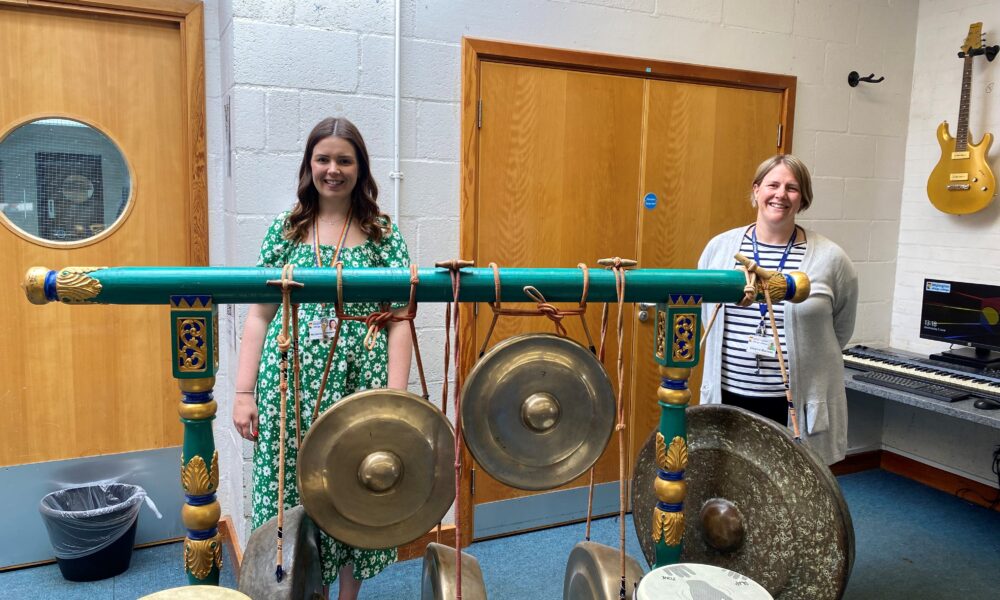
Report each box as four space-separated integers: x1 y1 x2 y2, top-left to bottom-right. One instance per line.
848 71 885 87
958 44 999 61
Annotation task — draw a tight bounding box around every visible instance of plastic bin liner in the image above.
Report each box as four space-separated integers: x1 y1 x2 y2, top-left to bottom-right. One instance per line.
39 483 160 560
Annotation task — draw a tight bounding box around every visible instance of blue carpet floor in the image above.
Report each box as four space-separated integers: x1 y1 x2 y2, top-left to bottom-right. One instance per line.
2 469 998 599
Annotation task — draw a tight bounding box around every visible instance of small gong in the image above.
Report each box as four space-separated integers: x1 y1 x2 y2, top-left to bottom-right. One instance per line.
298 389 455 550
420 542 488 600
562 541 645 600
461 333 615 491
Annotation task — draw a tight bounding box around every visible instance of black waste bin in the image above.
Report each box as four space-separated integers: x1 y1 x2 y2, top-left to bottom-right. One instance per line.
39 483 146 582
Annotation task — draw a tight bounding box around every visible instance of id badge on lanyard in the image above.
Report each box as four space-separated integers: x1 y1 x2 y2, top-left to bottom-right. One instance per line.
308 209 352 343
308 317 339 341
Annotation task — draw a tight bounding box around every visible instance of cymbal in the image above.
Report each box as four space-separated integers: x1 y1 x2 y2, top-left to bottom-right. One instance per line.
298 389 455 549
461 333 615 491
631 404 854 599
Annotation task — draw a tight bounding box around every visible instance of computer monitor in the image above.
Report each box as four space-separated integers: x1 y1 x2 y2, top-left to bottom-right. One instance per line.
920 278 1000 368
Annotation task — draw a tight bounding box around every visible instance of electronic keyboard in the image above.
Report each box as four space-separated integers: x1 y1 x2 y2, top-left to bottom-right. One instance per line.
843 345 1000 401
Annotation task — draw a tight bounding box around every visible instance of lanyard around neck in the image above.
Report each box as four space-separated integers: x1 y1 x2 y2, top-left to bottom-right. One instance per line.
313 207 353 269
751 225 797 320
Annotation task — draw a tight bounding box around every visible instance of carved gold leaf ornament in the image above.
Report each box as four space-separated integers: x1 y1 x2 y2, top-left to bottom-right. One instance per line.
666 436 688 472
56 267 106 303
652 508 684 546
181 451 219 495
184 534 223 580
655 433 688 472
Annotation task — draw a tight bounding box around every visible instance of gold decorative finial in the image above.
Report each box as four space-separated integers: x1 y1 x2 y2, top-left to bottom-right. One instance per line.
22 267 51 305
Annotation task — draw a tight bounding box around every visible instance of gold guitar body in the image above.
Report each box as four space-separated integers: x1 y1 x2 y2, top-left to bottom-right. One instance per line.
927 122 995 214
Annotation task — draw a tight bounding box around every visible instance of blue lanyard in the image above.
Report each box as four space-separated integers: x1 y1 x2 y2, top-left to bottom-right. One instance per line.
751 226 797 322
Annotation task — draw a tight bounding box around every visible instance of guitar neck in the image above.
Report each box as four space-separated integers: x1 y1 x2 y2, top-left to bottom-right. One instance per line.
956 54 973 150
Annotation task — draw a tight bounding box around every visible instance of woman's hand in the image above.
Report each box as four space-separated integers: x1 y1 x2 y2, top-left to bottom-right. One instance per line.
233 393 259 441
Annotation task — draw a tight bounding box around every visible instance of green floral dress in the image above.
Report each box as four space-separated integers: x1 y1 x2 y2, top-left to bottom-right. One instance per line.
251 211 410 584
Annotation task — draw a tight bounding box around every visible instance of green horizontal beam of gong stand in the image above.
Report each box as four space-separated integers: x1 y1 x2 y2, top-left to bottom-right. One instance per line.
23 264 806 581
23 265 778 306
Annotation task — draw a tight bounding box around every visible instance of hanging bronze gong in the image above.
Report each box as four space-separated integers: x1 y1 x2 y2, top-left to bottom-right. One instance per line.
461 333 616 491
562 541 645 600
238 505 323 600
298 389 456 550
420 542 489 600
631 405 854 600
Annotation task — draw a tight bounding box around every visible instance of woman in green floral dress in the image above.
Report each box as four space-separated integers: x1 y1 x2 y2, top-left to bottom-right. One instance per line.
233 117 412 600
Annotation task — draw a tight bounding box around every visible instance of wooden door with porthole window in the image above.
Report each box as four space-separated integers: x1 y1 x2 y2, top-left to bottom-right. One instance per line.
461 39 793 541
0 0 206 467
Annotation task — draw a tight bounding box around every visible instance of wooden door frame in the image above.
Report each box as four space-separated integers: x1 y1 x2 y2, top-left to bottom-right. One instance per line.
459 37 796 545
0 0 208 265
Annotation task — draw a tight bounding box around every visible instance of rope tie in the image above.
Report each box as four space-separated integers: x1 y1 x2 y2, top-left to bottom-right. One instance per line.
435 258 474 600
521 285 567 336
265 264 304 583
583 257 635 586
478 262 596 356
313 263 430 423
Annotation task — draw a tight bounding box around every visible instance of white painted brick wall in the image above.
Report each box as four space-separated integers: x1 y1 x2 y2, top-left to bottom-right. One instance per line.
208 0 924 543
891 0 1000 355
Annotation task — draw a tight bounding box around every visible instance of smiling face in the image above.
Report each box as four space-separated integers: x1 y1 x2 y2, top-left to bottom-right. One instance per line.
752 163 802 232
310 136 358 205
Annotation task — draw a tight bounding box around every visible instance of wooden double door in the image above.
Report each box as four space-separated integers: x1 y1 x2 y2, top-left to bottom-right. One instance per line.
462 42 793 538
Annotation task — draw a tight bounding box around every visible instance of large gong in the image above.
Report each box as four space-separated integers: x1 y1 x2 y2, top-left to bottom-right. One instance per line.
461 333 615 491
631 405 854 599
298 389 455 550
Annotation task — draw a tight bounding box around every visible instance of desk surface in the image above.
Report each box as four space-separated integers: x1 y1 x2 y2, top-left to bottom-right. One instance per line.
844 368 1000 429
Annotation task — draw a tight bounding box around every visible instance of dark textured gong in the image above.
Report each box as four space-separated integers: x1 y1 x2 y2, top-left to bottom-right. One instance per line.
238 505 324 600
631 404 854 600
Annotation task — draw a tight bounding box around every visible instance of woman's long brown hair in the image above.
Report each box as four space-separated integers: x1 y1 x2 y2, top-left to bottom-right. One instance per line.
284 117 389 244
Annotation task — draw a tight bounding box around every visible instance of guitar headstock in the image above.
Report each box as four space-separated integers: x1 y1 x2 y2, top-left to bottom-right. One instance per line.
961 22 984 54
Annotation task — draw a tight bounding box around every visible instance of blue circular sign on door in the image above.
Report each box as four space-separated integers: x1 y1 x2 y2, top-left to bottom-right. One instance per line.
643 193 657 210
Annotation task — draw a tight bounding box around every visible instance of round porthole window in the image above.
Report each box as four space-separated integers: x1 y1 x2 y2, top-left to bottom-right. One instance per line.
0 117 133 247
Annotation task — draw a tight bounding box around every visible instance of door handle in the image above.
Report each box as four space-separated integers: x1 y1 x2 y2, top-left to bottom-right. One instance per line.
637 302 654 322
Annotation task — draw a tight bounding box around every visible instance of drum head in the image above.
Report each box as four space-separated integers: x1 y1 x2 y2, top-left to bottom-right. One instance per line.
636 563 773 600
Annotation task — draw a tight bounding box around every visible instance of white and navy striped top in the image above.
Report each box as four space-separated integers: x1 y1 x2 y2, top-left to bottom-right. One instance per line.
720 228 807 397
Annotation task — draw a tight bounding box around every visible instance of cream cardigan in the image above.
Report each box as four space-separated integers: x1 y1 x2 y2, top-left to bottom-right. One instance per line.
697 226 859 465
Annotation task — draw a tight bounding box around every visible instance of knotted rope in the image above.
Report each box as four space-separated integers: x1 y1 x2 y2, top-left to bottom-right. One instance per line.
477 262 596 356
266 264 304 583
312 263 430 425
436 258 474 600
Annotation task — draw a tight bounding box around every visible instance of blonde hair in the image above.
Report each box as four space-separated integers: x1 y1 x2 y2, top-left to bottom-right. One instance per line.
750 154 813 212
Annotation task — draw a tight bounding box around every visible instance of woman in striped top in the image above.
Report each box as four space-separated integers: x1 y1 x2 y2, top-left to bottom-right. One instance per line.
698 155 858 465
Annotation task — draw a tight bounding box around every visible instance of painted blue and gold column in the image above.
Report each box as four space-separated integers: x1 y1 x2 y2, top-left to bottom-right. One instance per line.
171 295 222 585
650 294 701 567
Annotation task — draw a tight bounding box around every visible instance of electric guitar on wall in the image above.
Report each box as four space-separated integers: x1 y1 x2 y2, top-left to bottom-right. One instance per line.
926 22 996 215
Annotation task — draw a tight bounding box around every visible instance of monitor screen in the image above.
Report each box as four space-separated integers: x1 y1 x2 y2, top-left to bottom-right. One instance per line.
920 278 1000 353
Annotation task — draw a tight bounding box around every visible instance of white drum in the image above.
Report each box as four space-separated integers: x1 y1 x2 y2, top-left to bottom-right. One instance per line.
635 563 773 600
140 586 251 600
